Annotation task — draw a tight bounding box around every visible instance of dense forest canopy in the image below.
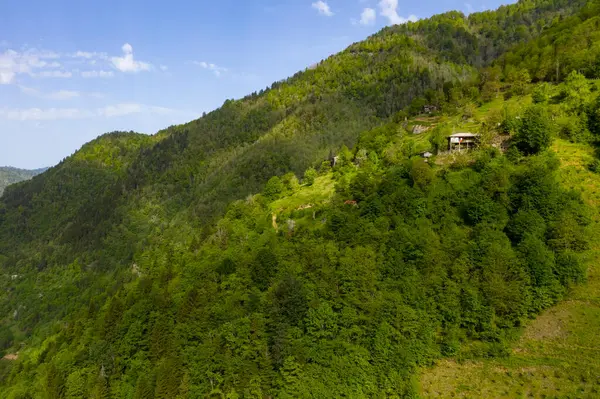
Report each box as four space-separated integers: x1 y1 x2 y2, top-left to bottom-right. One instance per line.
1 0 600 397
0 167 46 196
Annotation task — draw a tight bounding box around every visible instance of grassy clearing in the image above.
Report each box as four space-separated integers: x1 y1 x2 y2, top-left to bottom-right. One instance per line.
418 139 600 398
270 174 336 214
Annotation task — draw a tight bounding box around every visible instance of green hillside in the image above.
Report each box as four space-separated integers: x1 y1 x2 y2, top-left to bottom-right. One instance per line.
419 139 600 398
0 167 46 196
0 0 599 397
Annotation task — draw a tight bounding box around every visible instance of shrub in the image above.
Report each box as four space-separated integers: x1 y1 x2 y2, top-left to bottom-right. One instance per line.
532 82 551 104
589 159 600 173
264 176 284 200
303 168 318 186
514 106 554 155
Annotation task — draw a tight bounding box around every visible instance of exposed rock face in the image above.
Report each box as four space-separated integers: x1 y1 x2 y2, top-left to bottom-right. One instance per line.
287 219 296 232
412 125 430 134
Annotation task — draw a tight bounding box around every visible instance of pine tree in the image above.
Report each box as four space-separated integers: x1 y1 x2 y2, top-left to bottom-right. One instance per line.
155 357 182 399
134 372 155 399
45 363 65 399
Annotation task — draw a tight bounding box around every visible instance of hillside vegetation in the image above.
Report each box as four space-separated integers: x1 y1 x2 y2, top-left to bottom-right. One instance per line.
419 139 600 398
0 167 46 196
0 0 600 397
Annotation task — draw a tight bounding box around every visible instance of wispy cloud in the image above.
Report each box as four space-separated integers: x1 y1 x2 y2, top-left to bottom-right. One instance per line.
0 103 181 121
0 72 14 84
193 61 227 77
97 103 142 117
111 43 151 73
32 70 73 78
0 107 91 121
72 51 108 60
379 0 417 25
0 43 159 83
80 70 114 78
159 65 168 71
19 86 80 100
0 48 66 84
312 1 334 17
464 3 474 15
359 8 376 25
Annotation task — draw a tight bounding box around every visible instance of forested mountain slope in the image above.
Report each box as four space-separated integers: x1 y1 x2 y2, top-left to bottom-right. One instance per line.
419 138 600 398
0 167 46 196
0 0 599 397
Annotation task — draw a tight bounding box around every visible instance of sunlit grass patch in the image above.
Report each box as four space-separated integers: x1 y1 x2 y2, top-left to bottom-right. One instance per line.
270 174 335 214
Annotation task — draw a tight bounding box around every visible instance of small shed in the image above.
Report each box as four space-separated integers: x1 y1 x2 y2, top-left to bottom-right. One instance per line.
423 105 439 114
448 133 479 152
420 151 433 163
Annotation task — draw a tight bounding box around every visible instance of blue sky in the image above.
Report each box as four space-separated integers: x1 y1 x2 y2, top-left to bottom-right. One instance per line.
0 0 514 169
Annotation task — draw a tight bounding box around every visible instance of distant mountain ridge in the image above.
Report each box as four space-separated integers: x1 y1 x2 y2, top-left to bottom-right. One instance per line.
0 166 47 195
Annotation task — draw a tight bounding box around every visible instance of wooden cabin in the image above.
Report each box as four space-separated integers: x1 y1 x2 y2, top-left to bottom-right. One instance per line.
448 133 479 152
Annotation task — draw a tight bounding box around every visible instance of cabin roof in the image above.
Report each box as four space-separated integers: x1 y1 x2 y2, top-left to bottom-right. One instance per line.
449 133 479 138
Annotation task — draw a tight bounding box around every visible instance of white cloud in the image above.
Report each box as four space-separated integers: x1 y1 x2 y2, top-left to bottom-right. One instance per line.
0 48 69 83
148 106 177 115
312 1 333 17
81 70 114 78
0 43 159 83
0 71 15 84
193 61 227 77
465 3 474 15
19 86 80 100
32 70 72 78
0 50 34 84
98 103 142 117
159 65 168 71
74 51 94 58
46 90 80 100
360 8 376 25
72 51 108 60
0 107 91 121
18 86 40 97
378 0 417 25
111 43 151 73
30 50 60 59
0 103 179 121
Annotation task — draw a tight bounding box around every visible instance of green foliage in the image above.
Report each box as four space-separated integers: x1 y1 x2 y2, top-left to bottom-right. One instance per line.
590 158 600 173
558 113 592 143
0 1 597 397
506 67 532 96
65 370 87 399
264 176 284 200
496 1 600 81
429 125 452 154
587 94 600 139
281 172 300 193
563 71 591 112
0 167 46 196
532 82 551 104
514 105 554 155
303 167 318 186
